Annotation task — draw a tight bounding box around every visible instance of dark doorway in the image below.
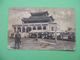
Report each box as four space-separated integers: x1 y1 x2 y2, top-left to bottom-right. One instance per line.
26 27 31 33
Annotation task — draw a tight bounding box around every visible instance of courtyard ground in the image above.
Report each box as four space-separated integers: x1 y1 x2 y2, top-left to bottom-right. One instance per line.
8 38 75 50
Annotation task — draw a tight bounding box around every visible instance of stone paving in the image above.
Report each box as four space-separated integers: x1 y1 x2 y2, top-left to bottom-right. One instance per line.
8 38 75 50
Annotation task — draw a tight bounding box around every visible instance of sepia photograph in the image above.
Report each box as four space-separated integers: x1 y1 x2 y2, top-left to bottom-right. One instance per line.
8 8 75 50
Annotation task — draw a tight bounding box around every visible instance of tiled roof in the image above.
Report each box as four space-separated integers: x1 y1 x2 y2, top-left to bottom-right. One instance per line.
31 11 49 16
21 11 54 23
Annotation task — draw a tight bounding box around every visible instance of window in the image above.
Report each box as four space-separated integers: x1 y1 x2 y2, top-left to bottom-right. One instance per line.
37 26 42 30
18 27 21 32
26 27 28 32
43 26 46 30
33 26 36 30
26 27 31 32
22 27 25 32
14 27 16 32
51 27 54 31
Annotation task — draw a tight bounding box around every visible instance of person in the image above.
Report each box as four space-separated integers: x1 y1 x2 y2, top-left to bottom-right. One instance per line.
14 31 21 49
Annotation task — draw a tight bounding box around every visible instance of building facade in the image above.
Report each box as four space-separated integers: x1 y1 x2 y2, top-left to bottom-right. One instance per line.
12 11 57 38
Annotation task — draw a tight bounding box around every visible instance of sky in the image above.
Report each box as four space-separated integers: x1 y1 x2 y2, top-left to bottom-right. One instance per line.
8 8 75 32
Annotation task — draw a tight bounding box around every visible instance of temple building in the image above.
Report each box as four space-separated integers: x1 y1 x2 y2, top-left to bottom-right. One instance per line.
12 11 57 38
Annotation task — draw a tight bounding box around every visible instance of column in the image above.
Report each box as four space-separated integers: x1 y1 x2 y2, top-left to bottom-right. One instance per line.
41 24 43 31
20 26 22 33
16 26 18 32
25 26 27 33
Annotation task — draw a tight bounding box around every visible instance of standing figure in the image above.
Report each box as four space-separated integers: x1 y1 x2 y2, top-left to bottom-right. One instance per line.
14 31 21 49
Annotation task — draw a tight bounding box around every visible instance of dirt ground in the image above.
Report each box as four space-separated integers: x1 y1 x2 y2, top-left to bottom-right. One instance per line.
8 38 75 51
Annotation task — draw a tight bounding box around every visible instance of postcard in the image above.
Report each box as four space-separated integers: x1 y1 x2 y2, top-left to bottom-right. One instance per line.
8 8 75 50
